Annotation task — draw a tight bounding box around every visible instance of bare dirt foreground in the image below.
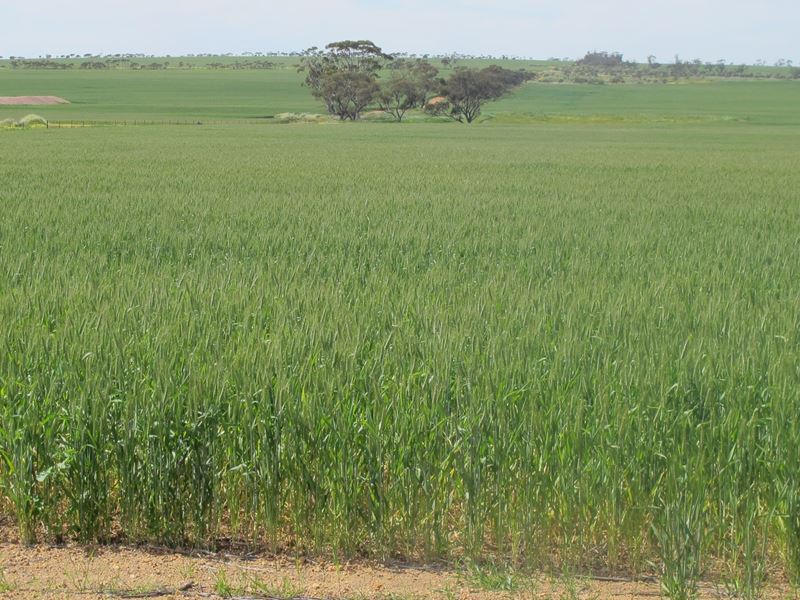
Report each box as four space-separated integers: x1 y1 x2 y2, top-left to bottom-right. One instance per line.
0 545 652 600
0 523 793 600
0 96 69 105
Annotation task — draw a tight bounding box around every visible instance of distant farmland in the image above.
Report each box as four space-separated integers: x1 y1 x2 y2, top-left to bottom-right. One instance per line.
1 59 799 598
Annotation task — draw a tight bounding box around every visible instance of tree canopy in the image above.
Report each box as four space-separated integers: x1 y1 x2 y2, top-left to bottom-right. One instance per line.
299 40 392 119
433 66 533 123
377 60 441 122
299 41 531 123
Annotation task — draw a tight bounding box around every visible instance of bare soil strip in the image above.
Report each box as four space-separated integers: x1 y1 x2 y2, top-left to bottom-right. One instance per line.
0 521 791 599
1 539 794 600
0 96 69 105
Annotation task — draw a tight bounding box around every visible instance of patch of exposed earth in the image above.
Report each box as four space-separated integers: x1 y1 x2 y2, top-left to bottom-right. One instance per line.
0 96 69 105
0 527 793 599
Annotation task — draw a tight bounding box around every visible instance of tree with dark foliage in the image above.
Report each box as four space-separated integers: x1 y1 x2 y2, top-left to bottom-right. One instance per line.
320 70 380 120
299 40 392 119
377 60 440 121
578 51 625 66
407 59 441 109
378 75 422 122
435 66 532 123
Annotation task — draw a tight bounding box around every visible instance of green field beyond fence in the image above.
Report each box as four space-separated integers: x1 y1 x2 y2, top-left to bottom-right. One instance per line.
1 63 799 123
1 61 800 596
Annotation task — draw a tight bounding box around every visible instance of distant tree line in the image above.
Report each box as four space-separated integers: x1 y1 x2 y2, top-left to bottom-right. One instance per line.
205 60 276 70
299 41 534 122
540 51 800 84
8 59 71 69
2 58 278 71
3 49 798 85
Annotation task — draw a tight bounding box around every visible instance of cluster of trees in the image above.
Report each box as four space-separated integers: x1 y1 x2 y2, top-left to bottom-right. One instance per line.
429 65 533 122
7 59 70 69
540 52 800 84
205 60 276 70
299 41 533 123
3 58 170 70
34 58 278 71
80 61 110 69
78 60 168 70
576 51 626 67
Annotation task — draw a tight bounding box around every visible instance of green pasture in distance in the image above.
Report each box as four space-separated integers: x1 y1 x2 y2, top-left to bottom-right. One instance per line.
0 56 550 121
0 68 321 120
490 79 800 125
1 56 798 122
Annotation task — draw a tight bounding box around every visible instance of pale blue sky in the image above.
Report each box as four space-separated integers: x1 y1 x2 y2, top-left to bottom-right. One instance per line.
1 0 797 64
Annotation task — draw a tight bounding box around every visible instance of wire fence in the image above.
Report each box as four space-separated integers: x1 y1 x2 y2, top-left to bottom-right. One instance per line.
44 118 276 128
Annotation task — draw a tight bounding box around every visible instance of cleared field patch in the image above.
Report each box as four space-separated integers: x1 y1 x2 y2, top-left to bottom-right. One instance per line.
0 96 68 105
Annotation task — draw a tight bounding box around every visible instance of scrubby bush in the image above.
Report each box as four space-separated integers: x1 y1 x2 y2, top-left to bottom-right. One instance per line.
0 114 48 128
274 112 331 124
19 114 48 127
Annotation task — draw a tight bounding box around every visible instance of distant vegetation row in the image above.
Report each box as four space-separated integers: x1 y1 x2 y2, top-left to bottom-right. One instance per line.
297 42 800 124
2 50 799 81
547 51 800 84
1 58 280 70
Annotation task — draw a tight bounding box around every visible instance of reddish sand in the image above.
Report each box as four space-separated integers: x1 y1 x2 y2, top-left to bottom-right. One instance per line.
0 96 69 105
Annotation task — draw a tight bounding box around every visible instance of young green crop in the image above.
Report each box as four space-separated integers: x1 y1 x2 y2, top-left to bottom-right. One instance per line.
0 111 799 598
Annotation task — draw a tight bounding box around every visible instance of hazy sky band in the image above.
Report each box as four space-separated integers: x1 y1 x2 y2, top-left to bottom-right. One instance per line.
1 0 797 64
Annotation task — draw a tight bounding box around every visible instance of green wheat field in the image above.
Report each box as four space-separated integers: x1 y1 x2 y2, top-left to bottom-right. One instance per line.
1 61 799 595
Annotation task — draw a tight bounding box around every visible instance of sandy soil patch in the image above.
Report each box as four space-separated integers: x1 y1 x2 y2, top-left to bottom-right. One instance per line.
0 527 792 599
0 96 69 105
0 545 642 600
